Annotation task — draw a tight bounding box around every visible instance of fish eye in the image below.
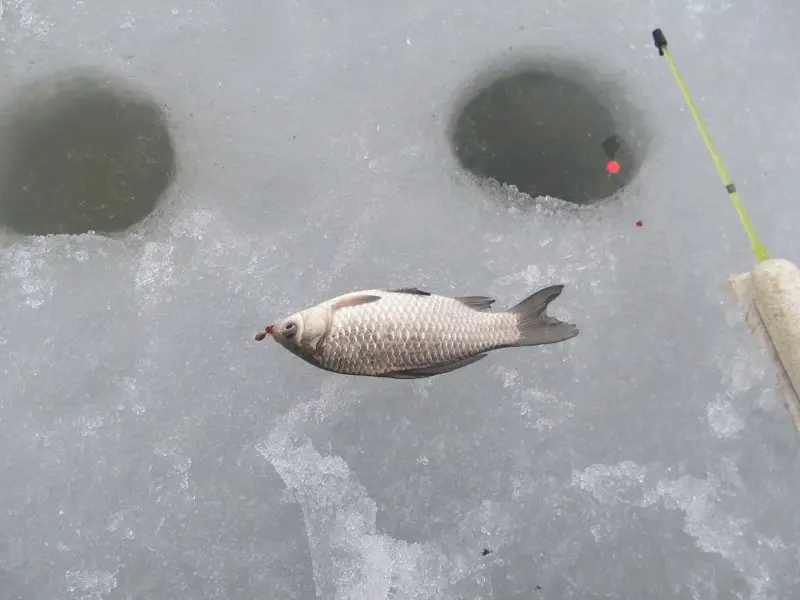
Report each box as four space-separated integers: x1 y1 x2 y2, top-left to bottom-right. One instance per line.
282 322 297 339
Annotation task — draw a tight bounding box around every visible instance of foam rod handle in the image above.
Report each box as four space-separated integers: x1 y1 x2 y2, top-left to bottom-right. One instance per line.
729 259 800 435
751 259 800 392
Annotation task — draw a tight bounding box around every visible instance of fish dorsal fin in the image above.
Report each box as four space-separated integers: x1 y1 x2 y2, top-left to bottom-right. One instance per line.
385 287 431 296
331 294 382 310
454 296 495 311
380 353 488 379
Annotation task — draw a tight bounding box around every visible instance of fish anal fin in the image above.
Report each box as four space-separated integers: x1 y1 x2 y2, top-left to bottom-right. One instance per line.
385 287 431 296
381 354 487 379
331 294 382 310
454 295 495 311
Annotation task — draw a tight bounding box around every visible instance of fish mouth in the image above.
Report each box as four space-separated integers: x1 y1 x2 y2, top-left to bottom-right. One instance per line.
254 324 275 342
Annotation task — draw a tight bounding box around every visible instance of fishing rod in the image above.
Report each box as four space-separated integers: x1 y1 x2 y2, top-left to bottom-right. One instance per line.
651 28 800 438
651 28 769 264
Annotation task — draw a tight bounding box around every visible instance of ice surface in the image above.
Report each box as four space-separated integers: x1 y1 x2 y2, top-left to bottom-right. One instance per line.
2 1 800 599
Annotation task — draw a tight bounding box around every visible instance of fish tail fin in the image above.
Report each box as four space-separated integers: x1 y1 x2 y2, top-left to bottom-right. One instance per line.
507 284 579 346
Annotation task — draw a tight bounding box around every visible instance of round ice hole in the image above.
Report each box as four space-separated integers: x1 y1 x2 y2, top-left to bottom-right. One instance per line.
0 70 176 236
451 65 643 205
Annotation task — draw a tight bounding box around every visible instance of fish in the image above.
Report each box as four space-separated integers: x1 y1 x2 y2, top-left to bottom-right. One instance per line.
254 284 578 379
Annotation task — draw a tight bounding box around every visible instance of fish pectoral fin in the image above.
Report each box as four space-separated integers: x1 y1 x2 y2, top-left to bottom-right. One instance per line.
381 354 488 379
454 296 495 311
331 294 382 310
385 287 431 296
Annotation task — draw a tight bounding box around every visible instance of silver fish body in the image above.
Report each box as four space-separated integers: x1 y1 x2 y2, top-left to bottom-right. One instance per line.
256 285 578 379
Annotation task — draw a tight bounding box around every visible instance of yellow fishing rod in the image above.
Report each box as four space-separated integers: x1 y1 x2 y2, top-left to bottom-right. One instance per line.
652 29 800 439
651 28 770 263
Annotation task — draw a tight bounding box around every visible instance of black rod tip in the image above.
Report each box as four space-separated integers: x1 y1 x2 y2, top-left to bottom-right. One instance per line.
652 28 668 55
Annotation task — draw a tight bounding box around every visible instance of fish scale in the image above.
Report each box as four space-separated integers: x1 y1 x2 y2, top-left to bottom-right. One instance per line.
319 293 516 375
257 284 579 379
